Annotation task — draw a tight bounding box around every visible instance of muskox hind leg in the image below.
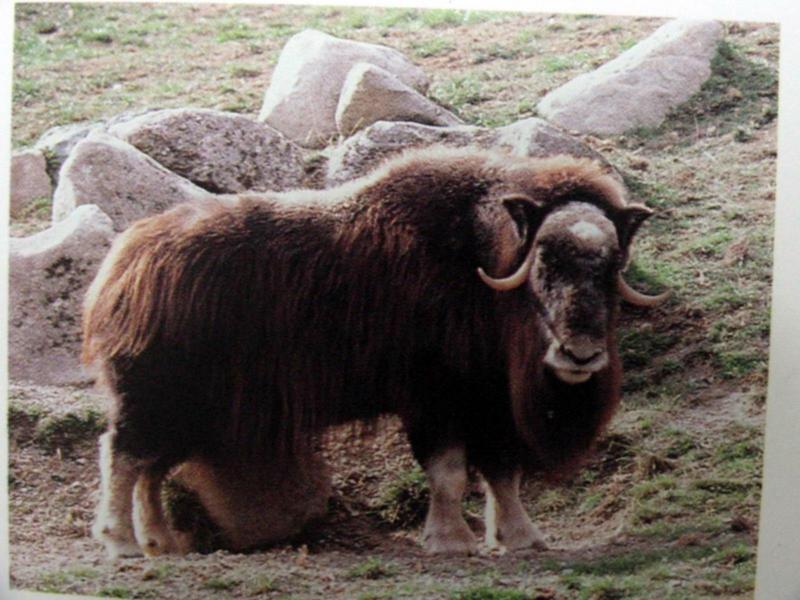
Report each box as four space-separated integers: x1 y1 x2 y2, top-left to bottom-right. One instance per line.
132 462 191 556
420 446 477 555
93 430 144 559
483 470 548 551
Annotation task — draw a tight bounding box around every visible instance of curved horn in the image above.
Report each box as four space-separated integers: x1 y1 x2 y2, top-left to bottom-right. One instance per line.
617 273 670 307
477 242 537 292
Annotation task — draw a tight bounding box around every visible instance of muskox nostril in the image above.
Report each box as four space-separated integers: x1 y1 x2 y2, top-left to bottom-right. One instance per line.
561 346 602 366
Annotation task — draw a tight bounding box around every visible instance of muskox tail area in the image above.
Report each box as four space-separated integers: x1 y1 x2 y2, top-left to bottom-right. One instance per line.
83 201 260 367
82 201 314 463
82 215 175 367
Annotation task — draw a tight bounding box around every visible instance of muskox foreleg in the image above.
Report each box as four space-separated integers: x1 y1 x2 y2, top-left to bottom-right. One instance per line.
483 470 547 551
92 430 145 559
420 446 477 555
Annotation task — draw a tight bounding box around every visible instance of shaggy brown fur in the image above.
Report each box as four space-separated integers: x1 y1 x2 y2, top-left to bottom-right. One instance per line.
84 146 651 555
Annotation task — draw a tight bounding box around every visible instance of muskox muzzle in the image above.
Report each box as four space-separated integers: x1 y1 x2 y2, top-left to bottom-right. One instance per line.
543 334 609 384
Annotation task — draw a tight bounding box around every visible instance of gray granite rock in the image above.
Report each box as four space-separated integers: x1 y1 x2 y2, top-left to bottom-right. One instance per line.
336 62 461 136
538 19 724 134
52 131 212 231
34 109 158 184
9 205 116 385
10 149 53 217
259 29 429 148
108 108 307 193
325 118 613 185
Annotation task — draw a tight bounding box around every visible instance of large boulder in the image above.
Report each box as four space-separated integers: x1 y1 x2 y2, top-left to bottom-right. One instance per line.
52 131 212 231
10 149 53 217
34 109 159 184
538 19 724 134
259 29 429 148
335 62 461 136
107 108 308 193
325 118 613 185
9 205 116 385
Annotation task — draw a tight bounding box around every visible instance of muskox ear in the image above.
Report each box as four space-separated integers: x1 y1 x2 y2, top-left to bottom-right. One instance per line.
613 205 653 251
501 194 544 245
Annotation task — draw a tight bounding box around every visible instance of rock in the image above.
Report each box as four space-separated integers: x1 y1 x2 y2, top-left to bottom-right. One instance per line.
325 118 613 185
335 62 461 136
9 205 116 385
493 118 612 162
259 29 429 148
537 19 724 134
34 109 158 184
108 108 307 193
34 121 99 184
52 131 213 231
326 121 487 185
10 149 53 217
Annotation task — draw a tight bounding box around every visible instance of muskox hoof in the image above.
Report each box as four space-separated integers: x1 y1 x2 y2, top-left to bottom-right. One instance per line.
142 533 192 557
487 523 548 552
422 524 478 556
92 523 143 559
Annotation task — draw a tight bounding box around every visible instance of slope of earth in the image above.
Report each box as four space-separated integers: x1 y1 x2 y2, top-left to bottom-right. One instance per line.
9 6 778 599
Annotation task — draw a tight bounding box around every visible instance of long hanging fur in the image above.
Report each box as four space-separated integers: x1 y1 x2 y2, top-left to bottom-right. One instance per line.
83 146 629 475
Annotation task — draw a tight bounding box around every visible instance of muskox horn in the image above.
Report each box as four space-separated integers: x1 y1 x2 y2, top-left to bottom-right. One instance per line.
478 242 537 292
616 273 670 307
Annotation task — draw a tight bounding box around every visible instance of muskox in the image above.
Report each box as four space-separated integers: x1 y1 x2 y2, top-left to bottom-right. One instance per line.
83 146 666 558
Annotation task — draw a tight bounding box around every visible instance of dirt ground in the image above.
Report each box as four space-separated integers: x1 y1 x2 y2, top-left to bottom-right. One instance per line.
8 380 763 599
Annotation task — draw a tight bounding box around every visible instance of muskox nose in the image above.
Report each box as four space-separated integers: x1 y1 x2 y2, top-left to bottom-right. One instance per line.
560 343 603 366
543 336 608 378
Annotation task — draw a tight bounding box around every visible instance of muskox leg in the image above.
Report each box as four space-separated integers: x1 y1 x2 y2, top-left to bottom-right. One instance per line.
132 463 191 556
483 470 547 551
420 446 477 555
92 430 144 559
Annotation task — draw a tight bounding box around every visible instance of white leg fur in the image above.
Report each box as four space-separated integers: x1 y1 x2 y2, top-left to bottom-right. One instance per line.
132 467 188 556
484 471 547 551
422 446 477 555
92 431 143 559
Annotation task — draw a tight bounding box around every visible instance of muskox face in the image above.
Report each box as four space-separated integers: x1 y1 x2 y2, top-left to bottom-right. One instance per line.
531 203 620 384
479 197 656 385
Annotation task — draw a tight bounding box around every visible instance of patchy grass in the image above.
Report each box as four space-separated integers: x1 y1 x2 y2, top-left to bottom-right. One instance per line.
347 557 397 580
454 587 532 600
32 408 106 455
411 38 456 58
376 465 429 528
203 576 241 591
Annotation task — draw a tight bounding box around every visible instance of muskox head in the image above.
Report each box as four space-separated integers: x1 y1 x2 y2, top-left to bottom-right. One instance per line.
477 191 666 386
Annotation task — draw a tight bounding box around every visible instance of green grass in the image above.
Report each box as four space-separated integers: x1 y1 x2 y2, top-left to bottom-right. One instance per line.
216 19 259 43
431 74 488 114
97 587 132 598
454 587 532 600
247 574 279 594
629 39 778 141
33 409 106 454
347 557 397 580
412 38 455 58
419 9 466 28
39 567 101 594
203 577 241 591
376 466 429 527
